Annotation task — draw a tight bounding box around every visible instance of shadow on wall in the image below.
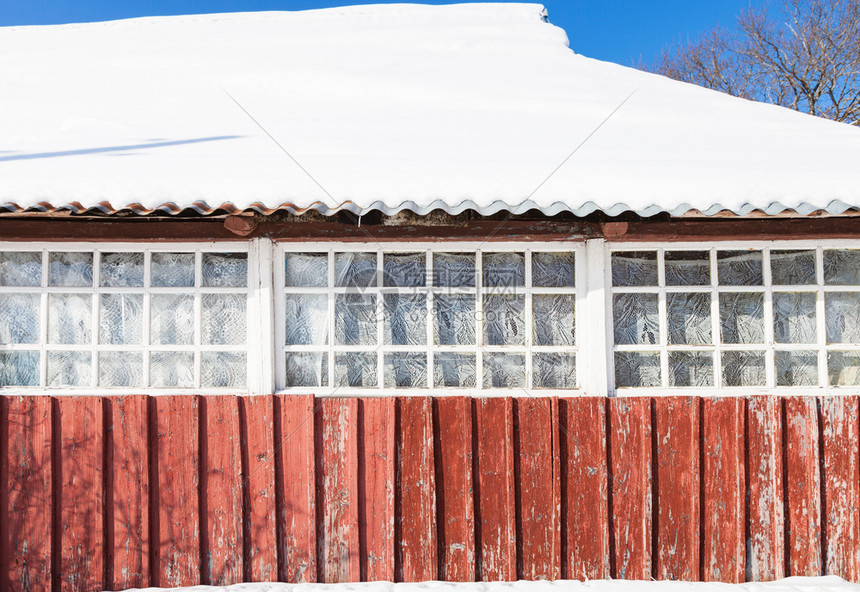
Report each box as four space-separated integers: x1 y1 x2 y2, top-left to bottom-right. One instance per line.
0 136 242 162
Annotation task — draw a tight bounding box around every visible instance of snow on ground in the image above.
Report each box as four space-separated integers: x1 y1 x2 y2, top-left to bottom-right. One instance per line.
3 4 860 216
117 578 860 592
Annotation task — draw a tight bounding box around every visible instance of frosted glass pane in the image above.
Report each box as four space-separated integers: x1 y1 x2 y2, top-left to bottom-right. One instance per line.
47 351 91 387
100 294 143 345
100 252 143 287
285 352 328 387
433 353 476 388
615 352 661 387
532 252 575 287
384 253 426 287
0 351 40 386
433 253 475 287
824 250 860 285
151 252 194 287
0 252 41 286
720 292 764 344
150 351 194 388
334 352 377 387
533 295 575 346
773 292 816 344
829 351 860 386
335 252 376 287
532 353 576 389
49 294 92 344
0 293 40 344
665 251 710 286
49 252 93 287
772 250 816 285
483 295 524 346
201 352 246 388
612 251 657 287
383 294 426 346
722 351 765 386
285 293 328 345
775 350 818 386
202 293 246 345
826 292 860 343
669 351 714 387
384 352 428 388
483 252 524 287
717 251 762 285
613 293 658 345
151 294 194 345
285 253 328 287
335 294 377 346
483 352 525 388
202 253 247 287
99 352 143 387
434 294 475 345
667 293 711 345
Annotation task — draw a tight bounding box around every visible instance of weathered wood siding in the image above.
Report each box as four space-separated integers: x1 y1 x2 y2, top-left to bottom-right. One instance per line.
1 394 858 591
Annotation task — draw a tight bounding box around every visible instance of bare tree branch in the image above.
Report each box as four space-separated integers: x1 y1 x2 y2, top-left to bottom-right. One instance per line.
649 0 860 126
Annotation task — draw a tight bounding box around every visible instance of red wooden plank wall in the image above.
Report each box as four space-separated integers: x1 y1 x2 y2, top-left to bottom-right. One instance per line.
2 394 860 592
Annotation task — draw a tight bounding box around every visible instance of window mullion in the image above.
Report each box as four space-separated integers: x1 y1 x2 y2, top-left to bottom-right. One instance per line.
763 249 775 388
710 247 722 388
817 246 828 386
39 249 48 387
657 249 668 388
194 249 202 390
582 238 610 396
249 237 275 396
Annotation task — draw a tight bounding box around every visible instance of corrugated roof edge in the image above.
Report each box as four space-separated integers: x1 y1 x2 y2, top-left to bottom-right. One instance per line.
1 199 858 218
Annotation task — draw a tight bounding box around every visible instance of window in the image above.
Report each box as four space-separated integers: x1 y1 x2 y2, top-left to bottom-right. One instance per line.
275 244 581 393
0 245 251 390
2 239 860 395
610 244 860 390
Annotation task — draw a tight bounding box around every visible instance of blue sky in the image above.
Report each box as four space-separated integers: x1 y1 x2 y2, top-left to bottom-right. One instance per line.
0 0 756 66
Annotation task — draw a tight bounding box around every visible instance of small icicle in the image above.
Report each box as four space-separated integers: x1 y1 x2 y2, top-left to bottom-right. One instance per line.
358 214 362 227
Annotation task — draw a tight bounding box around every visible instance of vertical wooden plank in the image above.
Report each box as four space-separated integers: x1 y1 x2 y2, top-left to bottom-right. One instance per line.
107 395 149 591
550 397 562 582
359 397 395 581
57 397 104 592
515 397 559 580
747 395 785 581
702 397 745 583
316 397 359 583
475 397 515 581
434 396 475 582
0 397 7 592
396 397 437 582
240 395 278 582
784 396 822 576
820 395 860 580
654 396 700 581
3 396 53 592
152 395 200 588
608 397 652 580
203 396 242 585
276 394 317 583
560 397 609 581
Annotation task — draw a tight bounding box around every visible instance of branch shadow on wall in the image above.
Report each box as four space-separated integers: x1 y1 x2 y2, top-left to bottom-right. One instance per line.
0 136 242 162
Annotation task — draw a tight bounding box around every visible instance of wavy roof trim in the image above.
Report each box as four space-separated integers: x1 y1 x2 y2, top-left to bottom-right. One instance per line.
2 4 860 218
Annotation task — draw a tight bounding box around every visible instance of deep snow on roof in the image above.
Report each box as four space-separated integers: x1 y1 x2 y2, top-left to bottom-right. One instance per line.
2 3 860 217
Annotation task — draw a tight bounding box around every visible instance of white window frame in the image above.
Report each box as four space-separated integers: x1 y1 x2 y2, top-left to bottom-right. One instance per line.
0 240 263 396
274 242 586 397
604 239 860 396
3 237 860 397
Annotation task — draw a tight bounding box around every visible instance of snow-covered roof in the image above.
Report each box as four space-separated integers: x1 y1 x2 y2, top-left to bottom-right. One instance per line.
2 3 860 218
